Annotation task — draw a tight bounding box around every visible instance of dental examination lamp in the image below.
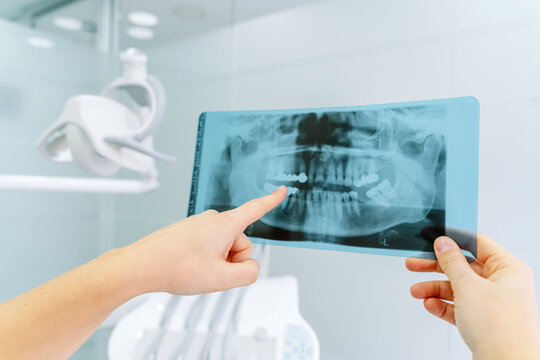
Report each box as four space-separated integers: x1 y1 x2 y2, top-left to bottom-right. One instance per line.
0 48 174 194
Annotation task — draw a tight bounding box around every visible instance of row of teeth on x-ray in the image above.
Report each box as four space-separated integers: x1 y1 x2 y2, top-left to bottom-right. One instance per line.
263 183 397 218
262 156 398 211
264 179 396 211
264 158 381 188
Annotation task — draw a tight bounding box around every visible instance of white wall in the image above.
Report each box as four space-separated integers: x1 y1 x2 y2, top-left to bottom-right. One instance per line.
115 0 540 358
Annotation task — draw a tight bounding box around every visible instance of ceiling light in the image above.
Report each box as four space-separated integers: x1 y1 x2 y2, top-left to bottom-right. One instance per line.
173 4 206 21
128 11 159 27
27 36 55 49
126 27 154 40
53 16 83 31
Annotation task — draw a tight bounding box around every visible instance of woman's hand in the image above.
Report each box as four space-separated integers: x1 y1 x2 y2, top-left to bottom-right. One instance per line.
0 187 287 360
406 234 540 359
124 186 287 295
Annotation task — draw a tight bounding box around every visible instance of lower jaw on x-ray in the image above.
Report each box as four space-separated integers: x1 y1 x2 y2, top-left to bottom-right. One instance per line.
188 97 479 258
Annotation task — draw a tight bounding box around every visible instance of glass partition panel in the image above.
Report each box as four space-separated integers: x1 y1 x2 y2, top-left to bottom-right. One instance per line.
0 4 115 358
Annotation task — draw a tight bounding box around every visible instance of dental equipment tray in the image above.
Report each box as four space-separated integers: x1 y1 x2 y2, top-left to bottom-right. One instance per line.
188 97 479 259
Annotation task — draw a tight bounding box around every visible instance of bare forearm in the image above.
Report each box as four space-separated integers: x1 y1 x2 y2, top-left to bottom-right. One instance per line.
0 248 143 360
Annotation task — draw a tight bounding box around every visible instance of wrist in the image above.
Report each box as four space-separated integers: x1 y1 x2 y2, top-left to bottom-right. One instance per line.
113 238 171 295
98 247 150 299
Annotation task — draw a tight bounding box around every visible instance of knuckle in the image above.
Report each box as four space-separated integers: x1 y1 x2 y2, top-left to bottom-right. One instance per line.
519 263 535 278
439 253 458 269
241 261 259 285
245 269 259 285
444 249 466 263
438 302 449 319
443 258 462 271
441 255 471 281
225 210 242 223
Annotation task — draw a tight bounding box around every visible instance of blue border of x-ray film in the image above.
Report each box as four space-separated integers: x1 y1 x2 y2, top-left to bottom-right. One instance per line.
188 96 479 259
249 238 475 260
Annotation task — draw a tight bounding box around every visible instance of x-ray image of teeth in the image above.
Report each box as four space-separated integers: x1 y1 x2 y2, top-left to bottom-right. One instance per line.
189 98 479 256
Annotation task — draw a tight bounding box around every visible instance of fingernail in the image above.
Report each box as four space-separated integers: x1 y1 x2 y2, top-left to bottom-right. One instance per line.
274 185 287 194
435 236 453 254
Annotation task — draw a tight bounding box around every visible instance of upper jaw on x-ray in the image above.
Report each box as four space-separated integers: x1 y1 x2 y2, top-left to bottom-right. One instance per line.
225 107 445 239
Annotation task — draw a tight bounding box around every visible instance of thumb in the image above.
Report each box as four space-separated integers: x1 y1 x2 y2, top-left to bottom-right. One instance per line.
220 259 260 289
434 236 476 285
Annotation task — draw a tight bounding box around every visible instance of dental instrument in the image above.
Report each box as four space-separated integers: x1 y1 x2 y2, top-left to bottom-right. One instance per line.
221 245 267 360
108 245 320 360
199 292 232 360
144 296 182 360
174 294 210 359
182 245 266 360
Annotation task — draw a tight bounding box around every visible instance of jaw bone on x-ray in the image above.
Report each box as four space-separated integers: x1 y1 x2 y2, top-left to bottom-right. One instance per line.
188 97 479 258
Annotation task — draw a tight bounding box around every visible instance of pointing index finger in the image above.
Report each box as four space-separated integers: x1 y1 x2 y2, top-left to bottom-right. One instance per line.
225 186 287 231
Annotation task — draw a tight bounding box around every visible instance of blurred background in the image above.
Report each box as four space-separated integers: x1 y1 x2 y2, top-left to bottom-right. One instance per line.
1 0 539 358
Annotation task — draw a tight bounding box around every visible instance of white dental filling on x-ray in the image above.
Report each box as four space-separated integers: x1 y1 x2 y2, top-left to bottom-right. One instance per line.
226 107 445 238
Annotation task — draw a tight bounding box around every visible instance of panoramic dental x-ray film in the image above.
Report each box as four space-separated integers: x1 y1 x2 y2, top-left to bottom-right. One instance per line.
188 97 479 258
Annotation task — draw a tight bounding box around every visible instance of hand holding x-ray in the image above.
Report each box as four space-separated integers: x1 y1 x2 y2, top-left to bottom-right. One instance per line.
407 234 540 359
